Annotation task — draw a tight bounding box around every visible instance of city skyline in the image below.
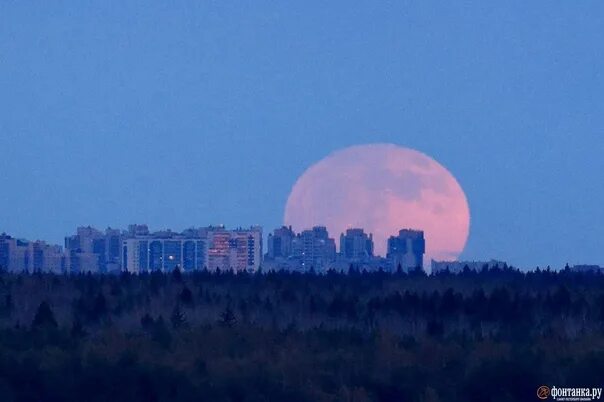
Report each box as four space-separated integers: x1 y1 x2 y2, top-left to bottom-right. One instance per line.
2 2 603 269
2 221 601 273
1 223 433 273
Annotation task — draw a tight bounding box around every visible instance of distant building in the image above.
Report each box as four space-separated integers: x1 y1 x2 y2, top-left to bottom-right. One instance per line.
292 226 336 272
331 254 387 272
387 229 425 272
571 264 603 273
65 226 124 273
123 234 205 273
30 241 64 273
122 226 262 273
267 226 295 260
0 234 26 272
1 235 32 272
206 226 263 272
266 226 383 272
339 228 373 262
0 234 65 273
128 224 150 237
431 259 506 274
0 234 9 270
65 226 103 254
105 228 123 272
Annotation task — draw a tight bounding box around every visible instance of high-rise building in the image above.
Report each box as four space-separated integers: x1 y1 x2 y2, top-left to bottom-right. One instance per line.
65 226 124 273
30 241 65 273
206 226 263 272
339 228 373 261
0 234 29 272
267 226 295 259
265 226 381 272
387 229 425 272
65 226 103 273
292 226 336 272
128 224 150 237
0 234 65 273
0 234 9 270
105 228 122 272
122 226 262 273
123 232 205 273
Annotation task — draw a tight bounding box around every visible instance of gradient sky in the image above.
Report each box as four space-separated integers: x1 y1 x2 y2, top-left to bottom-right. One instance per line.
1 2 603 269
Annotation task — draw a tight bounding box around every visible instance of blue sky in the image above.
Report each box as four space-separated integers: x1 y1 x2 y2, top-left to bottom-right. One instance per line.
1 1 603 269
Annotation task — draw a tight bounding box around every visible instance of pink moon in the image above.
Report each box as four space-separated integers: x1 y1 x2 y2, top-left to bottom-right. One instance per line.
283 144 471 263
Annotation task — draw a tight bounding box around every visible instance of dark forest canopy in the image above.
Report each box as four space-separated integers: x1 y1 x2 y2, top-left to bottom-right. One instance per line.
0 268 602 402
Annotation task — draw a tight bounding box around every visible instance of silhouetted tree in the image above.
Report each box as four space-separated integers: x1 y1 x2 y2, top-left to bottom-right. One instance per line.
151 316 172 349
32 301 57 329
1 294 13 317
71 318 87 338
90 292 108 322
170 305 187 329
172 267 182 282
0 268 600 401
179 287 194 306
426 319 444 337
219 307 237 327
141 313 155 331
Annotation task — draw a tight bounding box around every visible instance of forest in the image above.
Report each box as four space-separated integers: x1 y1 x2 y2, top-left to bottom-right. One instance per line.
0 266 602 402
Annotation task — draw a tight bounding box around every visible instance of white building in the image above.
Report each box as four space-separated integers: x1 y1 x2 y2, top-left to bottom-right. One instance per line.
0 234 65 273
122 226 262 273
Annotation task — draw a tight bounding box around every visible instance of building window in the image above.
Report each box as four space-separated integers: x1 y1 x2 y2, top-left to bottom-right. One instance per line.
183 241 196 271
123 245 128 271
139 241 148 272
164 241 182 271
196 241 206 270
149 241 163 271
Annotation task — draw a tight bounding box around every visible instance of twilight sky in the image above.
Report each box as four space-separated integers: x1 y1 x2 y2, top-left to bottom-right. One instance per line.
1 2 603 269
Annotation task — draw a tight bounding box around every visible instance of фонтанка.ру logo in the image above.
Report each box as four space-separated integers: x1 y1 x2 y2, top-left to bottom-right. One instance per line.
537 385 602 401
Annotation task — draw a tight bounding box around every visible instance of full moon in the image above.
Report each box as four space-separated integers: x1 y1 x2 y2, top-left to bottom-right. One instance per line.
284 144 470 262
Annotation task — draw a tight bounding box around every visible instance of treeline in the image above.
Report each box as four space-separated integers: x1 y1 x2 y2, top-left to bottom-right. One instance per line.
0 267 602 402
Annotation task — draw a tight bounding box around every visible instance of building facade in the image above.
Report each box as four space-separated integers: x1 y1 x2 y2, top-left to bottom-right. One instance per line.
0 234 65 273
122 236 206 273
387 229 425 272
570 264 603 273
122 226 262 273
65 226 124 273
265 226 383 272
339 228 373 261
291 226 337 272
267 226 295 260
206 226 263 272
